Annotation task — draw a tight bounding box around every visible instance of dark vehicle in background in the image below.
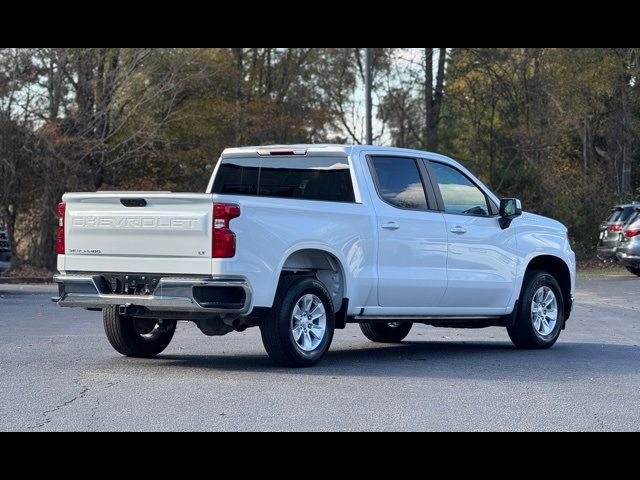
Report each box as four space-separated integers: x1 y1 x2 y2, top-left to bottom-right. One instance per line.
597 203 640 262
616 210 640 277
0 227 11 273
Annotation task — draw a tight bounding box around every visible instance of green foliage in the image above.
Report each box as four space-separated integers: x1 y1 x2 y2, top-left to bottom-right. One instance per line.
2 48 639 268
383 48 640 255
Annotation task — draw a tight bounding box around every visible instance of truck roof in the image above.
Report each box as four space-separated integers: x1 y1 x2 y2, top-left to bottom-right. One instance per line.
222 144 355 156
220 144 455 164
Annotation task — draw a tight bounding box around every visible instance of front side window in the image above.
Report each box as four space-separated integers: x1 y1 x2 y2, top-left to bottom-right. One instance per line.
212 156 355 203
430 162 490 216
369 156 428 210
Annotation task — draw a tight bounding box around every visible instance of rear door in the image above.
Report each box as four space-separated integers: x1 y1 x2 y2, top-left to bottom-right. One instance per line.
367 155 447 307
63 193 214 275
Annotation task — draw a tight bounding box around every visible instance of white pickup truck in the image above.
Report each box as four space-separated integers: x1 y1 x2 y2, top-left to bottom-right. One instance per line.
54 145 576 367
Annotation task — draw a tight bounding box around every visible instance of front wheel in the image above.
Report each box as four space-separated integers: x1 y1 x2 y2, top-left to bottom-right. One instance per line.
626 266 640 277
359 322 413 343
260 276 335 368
103 306 176 358
507 271 564 349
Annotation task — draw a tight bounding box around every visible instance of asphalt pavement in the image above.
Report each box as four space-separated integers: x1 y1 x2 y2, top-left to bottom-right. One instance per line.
0 274 638 431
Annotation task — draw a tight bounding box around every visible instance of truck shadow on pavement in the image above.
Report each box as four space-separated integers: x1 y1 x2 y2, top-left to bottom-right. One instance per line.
149 340 640 381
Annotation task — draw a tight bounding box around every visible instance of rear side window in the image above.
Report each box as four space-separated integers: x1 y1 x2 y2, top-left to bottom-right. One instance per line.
212 156 355 203
369 156 429 210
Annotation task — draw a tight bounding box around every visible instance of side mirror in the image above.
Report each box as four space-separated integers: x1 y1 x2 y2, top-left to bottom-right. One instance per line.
499 198 522 229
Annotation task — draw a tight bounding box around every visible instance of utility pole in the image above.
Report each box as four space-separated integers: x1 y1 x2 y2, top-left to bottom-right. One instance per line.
365 48 373 145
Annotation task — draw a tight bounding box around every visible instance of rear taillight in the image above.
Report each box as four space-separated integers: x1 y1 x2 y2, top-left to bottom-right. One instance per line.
212 203 240 258
609 225 623 232
625 229 640 238
56 201 66 255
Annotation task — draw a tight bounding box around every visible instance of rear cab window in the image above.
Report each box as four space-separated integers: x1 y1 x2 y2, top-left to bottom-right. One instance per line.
212 156 355 203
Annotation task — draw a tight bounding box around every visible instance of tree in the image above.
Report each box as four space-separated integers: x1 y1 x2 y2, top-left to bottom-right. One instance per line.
2 47 639 269
424 48 447 149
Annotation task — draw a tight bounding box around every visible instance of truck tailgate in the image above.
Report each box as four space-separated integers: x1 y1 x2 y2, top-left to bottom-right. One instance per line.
61 192 213 275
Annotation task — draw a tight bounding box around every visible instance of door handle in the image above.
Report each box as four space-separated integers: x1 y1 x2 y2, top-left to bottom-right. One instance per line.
450 226 467 235
382 221 400 230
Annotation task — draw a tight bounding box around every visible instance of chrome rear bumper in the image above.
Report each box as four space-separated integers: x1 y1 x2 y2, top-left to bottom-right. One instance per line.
52 274 252 314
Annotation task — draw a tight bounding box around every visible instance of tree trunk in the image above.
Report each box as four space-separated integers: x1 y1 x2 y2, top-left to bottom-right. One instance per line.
233 48 243 145
423 48 433 147
424 48 446 150
620 73 632 196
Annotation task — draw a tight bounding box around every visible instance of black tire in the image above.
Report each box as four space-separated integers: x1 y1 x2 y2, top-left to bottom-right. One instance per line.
359 322 413 343
507 270 564 349
260 276 335 368
626 266 640 277
103 306 176 358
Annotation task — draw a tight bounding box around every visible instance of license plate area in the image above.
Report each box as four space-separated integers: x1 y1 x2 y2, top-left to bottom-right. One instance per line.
95 274 163 296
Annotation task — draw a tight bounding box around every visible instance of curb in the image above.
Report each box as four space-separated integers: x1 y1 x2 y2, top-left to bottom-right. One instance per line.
0 277 54 285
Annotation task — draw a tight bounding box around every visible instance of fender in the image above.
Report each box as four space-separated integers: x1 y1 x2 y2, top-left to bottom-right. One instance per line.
270 242 351 308
506 251 575 316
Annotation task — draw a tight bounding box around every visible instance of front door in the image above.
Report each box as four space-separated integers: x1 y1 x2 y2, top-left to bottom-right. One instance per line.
428 161 518 310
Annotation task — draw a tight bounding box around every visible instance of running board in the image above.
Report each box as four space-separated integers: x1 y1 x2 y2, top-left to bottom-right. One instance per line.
351 315 506 329
352 316 501 322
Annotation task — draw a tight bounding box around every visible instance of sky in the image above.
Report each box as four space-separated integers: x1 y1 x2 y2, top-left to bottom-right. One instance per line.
350 48 438 146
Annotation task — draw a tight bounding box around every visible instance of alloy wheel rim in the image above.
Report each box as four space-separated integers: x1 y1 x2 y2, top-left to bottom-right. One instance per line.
291 294 326 352
530 286 558 337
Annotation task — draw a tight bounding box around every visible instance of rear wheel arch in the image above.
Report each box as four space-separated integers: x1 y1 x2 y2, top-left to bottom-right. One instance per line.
523 255 572 319
278 248 348 314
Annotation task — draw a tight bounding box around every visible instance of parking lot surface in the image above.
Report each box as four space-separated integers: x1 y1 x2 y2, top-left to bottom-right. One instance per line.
1 274 638 431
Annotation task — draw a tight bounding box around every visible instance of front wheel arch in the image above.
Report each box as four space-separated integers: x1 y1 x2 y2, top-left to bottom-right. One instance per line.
522 255 572 321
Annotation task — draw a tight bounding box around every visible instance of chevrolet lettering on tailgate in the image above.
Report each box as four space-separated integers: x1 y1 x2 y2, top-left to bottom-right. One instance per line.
71 216 200 230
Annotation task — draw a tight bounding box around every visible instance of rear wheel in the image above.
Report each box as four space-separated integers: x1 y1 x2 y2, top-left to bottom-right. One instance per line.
626 266 640 277
260 276 335 368
103 306 176 358
359 322 413 343
507 271 564 349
